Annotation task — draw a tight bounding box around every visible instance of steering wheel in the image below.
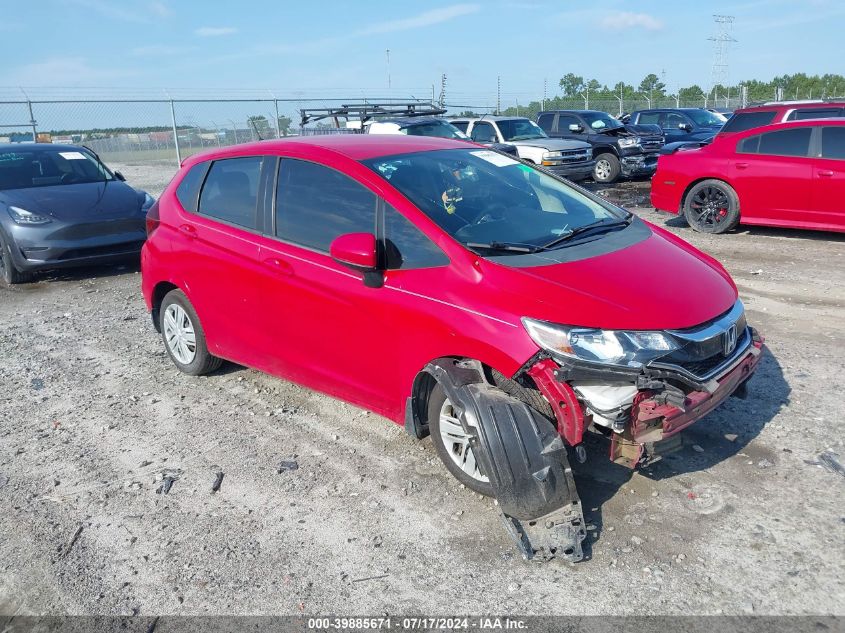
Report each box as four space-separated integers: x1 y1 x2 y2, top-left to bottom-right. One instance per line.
60 173 76 184
465 201 508 225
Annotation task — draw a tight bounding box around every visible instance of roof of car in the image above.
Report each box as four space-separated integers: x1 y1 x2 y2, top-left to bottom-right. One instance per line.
181 134 473 166
631 108 707 113
733 100 845 113
718 117 845 137
537 110 611 116
448 116 530 122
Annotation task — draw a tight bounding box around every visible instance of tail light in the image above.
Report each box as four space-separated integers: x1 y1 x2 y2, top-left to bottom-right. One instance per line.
145 201 161 237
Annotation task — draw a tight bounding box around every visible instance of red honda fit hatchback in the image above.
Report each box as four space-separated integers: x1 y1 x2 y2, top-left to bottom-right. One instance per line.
142 135 762 560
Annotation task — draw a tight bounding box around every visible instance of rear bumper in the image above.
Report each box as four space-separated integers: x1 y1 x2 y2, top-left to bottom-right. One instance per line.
649 183 681 214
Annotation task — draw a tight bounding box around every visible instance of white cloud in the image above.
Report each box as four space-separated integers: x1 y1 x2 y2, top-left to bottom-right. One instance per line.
599 11 663 32
0 57 136 84
132 44 193 56
356 4 480 35
195 26 238 37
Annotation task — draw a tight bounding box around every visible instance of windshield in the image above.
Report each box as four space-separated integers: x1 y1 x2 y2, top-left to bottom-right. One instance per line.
401 121 469 139
0 147 113 191
496 119 547 141
363 148 623 254
687 109 726 126
581 112 623 131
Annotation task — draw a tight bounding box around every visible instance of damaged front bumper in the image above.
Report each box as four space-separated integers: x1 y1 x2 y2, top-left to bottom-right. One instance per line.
525 326 765 468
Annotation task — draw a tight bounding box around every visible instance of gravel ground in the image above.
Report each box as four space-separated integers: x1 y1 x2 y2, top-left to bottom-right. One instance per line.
1 162 844 616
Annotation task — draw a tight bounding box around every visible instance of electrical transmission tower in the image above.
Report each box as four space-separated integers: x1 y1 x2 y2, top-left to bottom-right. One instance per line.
708 15 736 98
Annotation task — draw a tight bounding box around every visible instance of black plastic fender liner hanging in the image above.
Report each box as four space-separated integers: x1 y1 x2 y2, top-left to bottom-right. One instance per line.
422 358 587 562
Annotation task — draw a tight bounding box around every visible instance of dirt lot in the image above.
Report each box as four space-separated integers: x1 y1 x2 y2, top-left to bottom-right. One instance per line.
1 163 843 616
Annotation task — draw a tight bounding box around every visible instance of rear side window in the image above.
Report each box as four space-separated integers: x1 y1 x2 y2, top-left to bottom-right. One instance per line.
276 159 376 252
737 135 761 154
471 122 497 143
198 157 263 229
536 113 555 133
637 112 661 125
757 128 812 157
787 108 842 121
175 161 209 212
821 127 845 160
721 110 777 134
451 121 469 133
384 204 449 270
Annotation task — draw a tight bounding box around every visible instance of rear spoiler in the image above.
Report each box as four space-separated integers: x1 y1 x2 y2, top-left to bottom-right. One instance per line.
659 139 711 155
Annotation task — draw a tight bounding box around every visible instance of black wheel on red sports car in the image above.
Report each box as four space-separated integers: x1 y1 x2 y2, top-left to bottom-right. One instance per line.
684 179 740 234
428 383 495 497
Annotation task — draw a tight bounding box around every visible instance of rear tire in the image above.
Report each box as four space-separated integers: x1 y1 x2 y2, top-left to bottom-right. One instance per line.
0 233 31 285
683 179 740 234
428 383 495 497
160 289 222 376
593 153 621 183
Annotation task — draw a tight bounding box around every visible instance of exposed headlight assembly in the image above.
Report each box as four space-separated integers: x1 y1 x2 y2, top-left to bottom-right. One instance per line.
7 206 51 225
543 151 564 159
617 136 642 148
522 318 679 368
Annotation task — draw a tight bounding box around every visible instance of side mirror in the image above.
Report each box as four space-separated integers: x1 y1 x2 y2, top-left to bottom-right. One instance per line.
114 171 126 181
568 124 583 133
678 123 692 132
330 232 383 287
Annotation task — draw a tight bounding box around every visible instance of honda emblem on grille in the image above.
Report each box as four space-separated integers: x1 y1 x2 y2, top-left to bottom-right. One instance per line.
724 324 738 355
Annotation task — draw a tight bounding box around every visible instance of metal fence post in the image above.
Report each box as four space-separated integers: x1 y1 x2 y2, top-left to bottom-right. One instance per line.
170 99 181 165
274 99 281 138
27 100 37 141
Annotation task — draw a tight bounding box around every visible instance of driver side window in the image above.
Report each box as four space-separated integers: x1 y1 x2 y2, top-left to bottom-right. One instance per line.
383 204 449 270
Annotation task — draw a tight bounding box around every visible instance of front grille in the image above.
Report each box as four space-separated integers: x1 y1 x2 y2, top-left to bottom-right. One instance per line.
640 137 664 150
558 150 591 162
48 218 145 240
650 303 750 381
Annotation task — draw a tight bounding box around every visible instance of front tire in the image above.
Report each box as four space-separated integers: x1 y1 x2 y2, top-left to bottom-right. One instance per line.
0 233 32 285
592 153 621 183
683 179 740 234
160 289 222 376
428 383 495 497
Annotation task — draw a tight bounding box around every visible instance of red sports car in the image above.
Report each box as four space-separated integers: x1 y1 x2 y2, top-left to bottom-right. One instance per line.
142 135 762 561
651 119 845 233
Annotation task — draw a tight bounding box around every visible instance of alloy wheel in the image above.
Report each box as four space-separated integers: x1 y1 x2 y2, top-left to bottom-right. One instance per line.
163 304 197 365
595 159 611 180
438 398 489 483
689 186 731 229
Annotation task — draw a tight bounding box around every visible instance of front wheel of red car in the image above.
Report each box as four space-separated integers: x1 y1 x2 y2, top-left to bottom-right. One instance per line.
428 383 495 497
160 289 222 376
683 179 740 234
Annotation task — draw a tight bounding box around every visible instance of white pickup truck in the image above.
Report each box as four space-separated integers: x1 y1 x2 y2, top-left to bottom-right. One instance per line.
449 116 595 181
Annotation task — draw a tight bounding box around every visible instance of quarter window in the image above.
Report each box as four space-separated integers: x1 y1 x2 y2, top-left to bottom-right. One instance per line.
787 108 842 121
275 159 376 252
176 161 209 212
384 204 449 270
198 157 262 229
757 128 812 157
821 127 845 160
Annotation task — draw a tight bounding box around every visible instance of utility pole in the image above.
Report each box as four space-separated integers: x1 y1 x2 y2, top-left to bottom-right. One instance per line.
386 49 391 90
496 76 501 115
542 78 547 111
708 15 736 103
439 74 447 109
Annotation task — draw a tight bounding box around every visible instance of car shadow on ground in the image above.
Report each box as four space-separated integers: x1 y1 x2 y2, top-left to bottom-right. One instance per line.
571 347 789 557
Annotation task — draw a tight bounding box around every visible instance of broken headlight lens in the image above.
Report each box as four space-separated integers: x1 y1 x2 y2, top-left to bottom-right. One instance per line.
521 318 679 368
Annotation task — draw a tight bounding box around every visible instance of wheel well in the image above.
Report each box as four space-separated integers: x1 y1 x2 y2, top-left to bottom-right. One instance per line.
150 281 179 332
680 177 732 211
592 146 617 159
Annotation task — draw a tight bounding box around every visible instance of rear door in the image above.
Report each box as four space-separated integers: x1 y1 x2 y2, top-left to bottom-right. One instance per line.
172 155 268 365
731 127 813 226
810 125 845 230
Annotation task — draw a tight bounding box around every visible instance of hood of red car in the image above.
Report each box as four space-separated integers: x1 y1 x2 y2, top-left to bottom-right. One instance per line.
480 224 737 331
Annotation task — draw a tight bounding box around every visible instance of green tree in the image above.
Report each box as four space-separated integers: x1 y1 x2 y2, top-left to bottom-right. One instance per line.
248 115 272 139
277 116 292 136
638 73 666 98
559 73 584 97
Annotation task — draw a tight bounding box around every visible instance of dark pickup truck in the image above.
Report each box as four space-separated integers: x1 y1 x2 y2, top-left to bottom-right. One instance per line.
536 110 664 183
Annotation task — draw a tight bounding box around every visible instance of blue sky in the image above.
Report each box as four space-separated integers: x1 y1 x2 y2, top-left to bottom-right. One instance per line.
0 0 843 107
